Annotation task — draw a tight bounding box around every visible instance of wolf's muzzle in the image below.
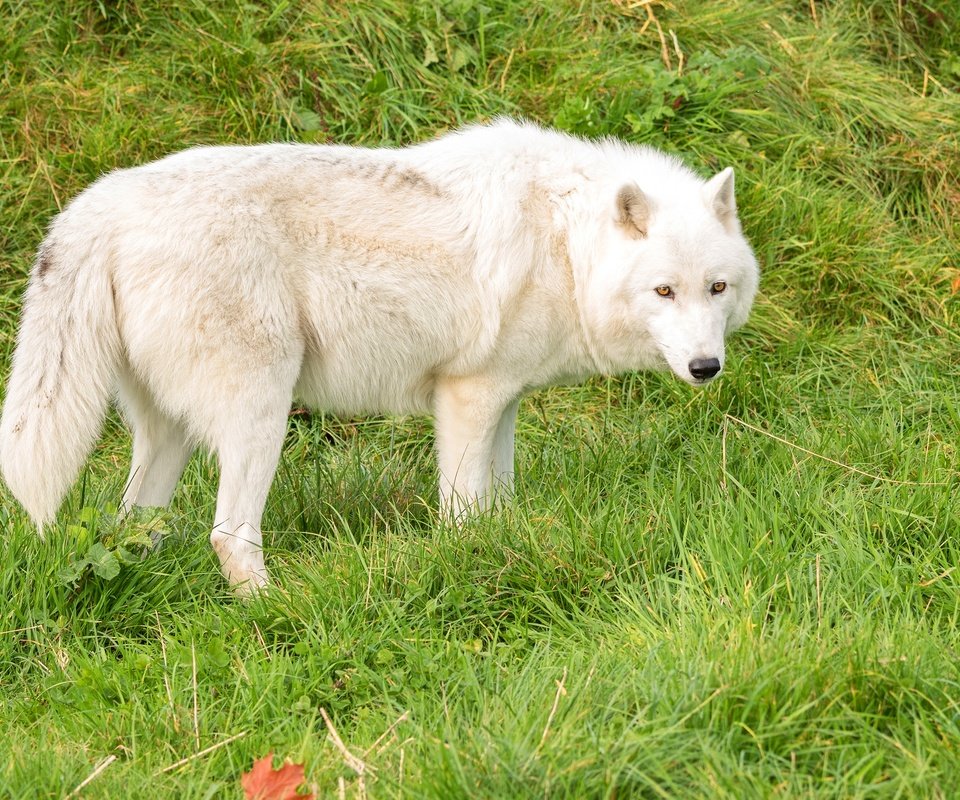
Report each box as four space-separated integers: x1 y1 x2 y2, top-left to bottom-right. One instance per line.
688 358 721 381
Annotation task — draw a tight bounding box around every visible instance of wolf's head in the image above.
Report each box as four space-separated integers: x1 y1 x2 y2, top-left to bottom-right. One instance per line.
575 161 759 386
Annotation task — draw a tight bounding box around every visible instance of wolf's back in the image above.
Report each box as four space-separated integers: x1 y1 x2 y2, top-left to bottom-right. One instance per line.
0 206 121 528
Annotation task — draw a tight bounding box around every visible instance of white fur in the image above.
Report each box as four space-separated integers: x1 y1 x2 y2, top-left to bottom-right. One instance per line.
0 119 758 593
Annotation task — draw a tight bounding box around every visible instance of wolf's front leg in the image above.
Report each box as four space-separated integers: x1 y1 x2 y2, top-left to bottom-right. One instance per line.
434 377 519 520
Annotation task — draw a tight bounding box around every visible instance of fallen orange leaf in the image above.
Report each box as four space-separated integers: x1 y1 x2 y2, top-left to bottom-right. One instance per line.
241 753 315 800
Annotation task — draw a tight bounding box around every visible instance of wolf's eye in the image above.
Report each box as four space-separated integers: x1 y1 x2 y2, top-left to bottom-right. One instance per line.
711 281 727 294
655 285 673 298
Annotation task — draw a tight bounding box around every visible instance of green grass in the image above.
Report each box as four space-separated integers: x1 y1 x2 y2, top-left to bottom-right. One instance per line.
1 0 959 797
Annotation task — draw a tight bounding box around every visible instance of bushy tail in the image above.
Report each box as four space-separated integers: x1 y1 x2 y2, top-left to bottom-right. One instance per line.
0 234 121 528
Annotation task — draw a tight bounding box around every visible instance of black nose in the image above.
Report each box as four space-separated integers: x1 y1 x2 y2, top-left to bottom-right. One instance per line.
688 357 721 381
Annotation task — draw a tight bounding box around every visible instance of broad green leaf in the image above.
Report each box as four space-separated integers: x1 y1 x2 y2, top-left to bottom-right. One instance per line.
87 543 121 581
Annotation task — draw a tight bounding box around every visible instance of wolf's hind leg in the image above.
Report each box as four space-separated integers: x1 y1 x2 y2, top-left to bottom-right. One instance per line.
206 367 299 596
118 372 193 511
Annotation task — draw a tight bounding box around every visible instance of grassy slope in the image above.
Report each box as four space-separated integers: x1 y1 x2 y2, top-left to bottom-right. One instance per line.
1 0 959 797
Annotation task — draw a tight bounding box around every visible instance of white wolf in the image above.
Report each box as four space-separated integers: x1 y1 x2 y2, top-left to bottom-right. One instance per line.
0 119 758 593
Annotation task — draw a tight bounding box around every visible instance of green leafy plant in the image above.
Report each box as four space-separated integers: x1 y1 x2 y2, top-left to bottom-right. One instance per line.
58 505 171 589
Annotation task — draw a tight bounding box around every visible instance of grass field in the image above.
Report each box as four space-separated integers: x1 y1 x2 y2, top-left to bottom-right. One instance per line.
1 0 959 797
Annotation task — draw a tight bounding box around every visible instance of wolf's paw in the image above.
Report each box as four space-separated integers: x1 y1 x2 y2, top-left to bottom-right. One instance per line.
211 535 270 597
232 571 269 598
225 564 270 598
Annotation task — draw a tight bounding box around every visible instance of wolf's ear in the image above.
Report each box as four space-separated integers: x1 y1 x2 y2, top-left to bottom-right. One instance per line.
616 183 651 239
703 167 737 226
